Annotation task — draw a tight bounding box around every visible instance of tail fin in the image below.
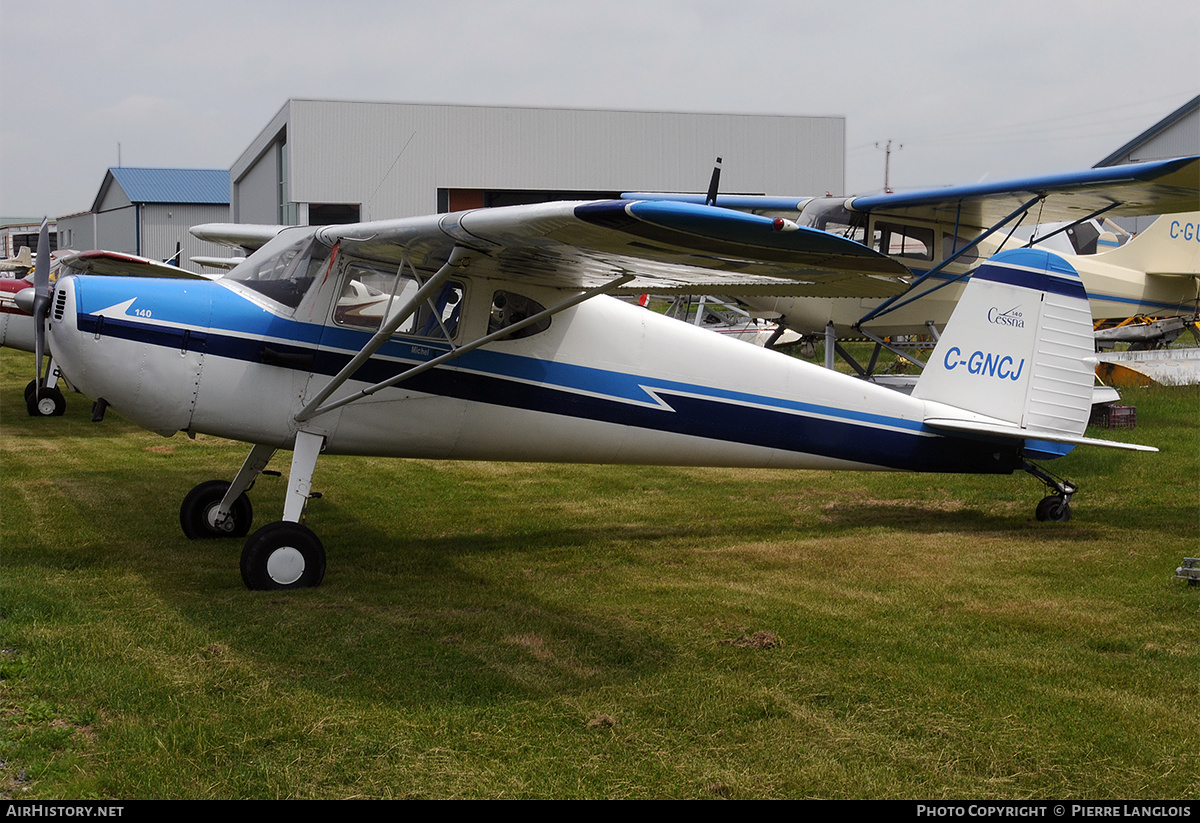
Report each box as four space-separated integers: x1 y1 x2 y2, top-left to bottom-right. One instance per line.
913 248 1095 441
1090 211 1200 276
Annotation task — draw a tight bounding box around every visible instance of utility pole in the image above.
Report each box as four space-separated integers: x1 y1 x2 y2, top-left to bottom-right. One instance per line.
875 139 902 192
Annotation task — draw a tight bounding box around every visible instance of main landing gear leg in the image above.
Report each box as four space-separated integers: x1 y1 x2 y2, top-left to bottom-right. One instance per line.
179 443 275 539
1023 460 1078 523
240 431 327 591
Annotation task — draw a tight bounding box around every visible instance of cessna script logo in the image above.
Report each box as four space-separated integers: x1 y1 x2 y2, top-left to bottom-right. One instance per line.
988 305 1024 328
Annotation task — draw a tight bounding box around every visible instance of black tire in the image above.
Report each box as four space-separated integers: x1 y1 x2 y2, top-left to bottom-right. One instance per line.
26 386 65 417
180 480 253 539
241 522 326 590
1035 495 1071 523
24 379 39 403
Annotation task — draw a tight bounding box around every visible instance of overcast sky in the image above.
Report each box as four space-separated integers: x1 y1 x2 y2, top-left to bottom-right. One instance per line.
1 0 1196 219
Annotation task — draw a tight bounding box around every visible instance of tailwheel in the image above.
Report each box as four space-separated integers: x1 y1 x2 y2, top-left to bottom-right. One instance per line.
180 480 253 539
1035 495 1071 523
1023 460 1077 523
26 385 65 417
241 521 326 590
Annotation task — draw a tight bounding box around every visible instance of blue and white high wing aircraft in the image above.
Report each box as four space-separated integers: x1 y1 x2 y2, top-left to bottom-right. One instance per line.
626 156 1200 368
43 200 1155 591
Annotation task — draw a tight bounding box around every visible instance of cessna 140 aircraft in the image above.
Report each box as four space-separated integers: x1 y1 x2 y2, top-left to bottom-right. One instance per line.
37 187 1158 592
626 156 1199 372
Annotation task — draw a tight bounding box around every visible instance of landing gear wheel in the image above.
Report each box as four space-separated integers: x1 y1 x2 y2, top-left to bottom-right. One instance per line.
24 379 39 403
26 386 65 417
180 480 253 539
1036 495 1071 523
241 522 326 590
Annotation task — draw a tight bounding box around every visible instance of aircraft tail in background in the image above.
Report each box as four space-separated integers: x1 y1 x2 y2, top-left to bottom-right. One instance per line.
1096 211 1200 277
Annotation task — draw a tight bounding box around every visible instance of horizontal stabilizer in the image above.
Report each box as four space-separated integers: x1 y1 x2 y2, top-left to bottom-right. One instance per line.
923 417 1157 452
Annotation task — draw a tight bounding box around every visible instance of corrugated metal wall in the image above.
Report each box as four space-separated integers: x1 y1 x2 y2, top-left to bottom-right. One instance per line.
235 143 283 225
139 204 234 267
234 100 844 223
58 201 230 270
1123 107 1199 162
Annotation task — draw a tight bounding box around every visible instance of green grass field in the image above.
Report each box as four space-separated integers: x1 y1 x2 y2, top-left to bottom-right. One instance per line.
1 349 1196 799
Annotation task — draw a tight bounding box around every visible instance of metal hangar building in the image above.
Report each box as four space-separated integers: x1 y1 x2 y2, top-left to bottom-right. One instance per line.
56 167 233 266
230 99 846 226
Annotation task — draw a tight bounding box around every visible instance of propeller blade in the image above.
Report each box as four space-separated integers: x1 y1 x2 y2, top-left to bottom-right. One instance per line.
705 156 722 207
32 218 50 384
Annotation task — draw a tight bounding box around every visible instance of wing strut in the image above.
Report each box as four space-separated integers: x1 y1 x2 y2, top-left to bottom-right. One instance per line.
294 246 473 423
295 270 636 423
856 195 1042 327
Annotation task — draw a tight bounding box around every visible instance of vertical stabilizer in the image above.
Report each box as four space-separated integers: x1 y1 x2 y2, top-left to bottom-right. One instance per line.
1088 211 1200 276
913 248 1095 440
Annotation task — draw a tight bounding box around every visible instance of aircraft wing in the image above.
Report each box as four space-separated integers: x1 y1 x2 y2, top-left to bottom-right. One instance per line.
320 199 910 298
190 223 289 252
846 156 1199 228
624 157 1199 230
57 250 215 280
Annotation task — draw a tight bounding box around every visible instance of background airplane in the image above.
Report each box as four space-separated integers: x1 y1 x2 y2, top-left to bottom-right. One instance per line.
42 200 1152 592
742 209 1200 343
0 246 34 274
625 157 1199 372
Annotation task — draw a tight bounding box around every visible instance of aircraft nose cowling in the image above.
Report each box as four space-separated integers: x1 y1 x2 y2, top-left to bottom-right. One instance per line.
49 275 212 436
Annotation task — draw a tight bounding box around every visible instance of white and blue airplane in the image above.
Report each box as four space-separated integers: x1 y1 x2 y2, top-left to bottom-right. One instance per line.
40 193 1156 591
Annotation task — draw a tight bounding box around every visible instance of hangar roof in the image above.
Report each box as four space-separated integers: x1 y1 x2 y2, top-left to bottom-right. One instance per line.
96 168 230 210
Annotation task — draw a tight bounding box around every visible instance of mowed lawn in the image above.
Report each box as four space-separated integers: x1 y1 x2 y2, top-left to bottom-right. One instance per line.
1 349 1196 799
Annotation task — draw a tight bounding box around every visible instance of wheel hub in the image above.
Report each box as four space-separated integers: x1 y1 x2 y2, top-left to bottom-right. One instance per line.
204 504 235 533
266 546 306 585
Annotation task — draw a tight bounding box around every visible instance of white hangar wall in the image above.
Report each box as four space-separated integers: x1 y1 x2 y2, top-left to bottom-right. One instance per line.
232 100 845 225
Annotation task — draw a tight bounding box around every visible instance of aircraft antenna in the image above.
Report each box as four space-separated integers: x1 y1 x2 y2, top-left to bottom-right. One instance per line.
366 130 417 221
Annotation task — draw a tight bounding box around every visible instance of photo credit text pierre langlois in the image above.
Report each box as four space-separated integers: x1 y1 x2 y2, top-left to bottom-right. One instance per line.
916 806 1193 819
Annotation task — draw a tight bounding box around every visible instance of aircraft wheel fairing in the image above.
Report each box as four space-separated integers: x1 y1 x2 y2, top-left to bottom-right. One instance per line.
26 386 65 417
180 480 254 539
1035 495 1071 523
241 522 326 590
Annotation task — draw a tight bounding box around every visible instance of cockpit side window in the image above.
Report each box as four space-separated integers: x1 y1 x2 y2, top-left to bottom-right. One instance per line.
333 258 463 342
488 291 550 339
873 222 934 262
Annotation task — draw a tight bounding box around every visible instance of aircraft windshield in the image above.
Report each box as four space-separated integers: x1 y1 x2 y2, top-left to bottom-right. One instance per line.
798 199 867 244
224 228 332 309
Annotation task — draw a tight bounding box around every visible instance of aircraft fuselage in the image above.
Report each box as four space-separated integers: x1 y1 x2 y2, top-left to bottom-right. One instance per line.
48 269 1023 476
